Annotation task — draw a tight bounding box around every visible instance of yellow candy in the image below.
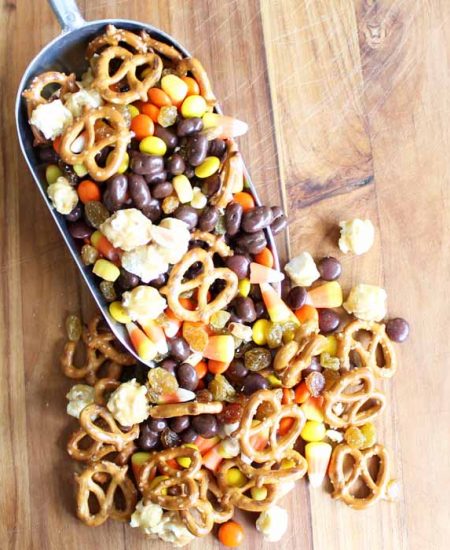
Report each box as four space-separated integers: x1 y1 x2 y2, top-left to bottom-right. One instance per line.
226 468 247 488
267 374 282 388
176 456 192 468
92 259 120 282
173 174 193 203
202 112 220 129
161 74 188 103
128 105 140 119
107 150 129 174
250 487 268 501
238 278 251 297
73 164 88 177
149 475 169 495
181 94 207 118
45 164 63 185
280 458 296 469
183 443 199 451
252 319 271 345
139 136 167 156
194 156 220 179
301 420 326 442
109 301 131 324
322 335 338 356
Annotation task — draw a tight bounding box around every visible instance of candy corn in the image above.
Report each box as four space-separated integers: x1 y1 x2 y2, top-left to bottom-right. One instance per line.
162 309 182 338
157 388 196 404
301 396 325 422
307 281 343 308
202 112 248 139
202 444 224 472
260 283 299 325
194 435 220 455
305 442 332 488
126 322 158 362
203 335 235 363
250 263 285 284
140 319 168 355
91 230 121 262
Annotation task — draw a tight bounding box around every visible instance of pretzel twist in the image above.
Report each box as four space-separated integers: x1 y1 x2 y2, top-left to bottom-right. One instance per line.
60 105 131 181
237 389 305 463
22 71 78 145
160 248 238 322
92 46 163 104
338 320 397 378
139 447 203 510
210 140 243 209
141 30 183 61
86 24 148 58
149 401 223 419
176 57 216 106
217 450 307 512
274 331 327 388
79 404 139 450
329 443 390 509
190 230 233 257
323 368 386 428
76 461 137 526
94 377 121 406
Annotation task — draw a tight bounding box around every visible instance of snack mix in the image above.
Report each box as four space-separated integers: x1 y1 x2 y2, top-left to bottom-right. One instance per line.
24 25 410 547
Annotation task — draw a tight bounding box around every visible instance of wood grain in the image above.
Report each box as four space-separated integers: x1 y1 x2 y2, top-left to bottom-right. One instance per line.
0 0 449 549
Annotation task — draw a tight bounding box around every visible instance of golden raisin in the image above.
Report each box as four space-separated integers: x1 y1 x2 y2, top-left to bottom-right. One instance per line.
360 422 377 449
344 426 365 449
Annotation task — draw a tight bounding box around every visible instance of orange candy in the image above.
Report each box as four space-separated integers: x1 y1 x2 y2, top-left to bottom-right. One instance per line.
254 247 274 268
233 191 255 212
208 359 230 375
278 416 295 436
194 361 208 379
148 87 172 107
141 103 160 123
52 135 62 154
182 76 200 96
294 381 311 404
295 304 319 324
282 387 295 405
77 180 101 203
218 521 244 548
130 114 154 140
179 297 196 311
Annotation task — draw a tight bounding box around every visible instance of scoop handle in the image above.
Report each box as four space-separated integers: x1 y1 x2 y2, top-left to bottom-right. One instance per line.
48 0 85 32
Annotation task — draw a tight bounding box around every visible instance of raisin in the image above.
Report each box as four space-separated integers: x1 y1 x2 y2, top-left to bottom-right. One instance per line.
182 324 208 352
65 314 82 342
266 323 283 349
209 374 236 401
160 428 181 448
99 281 117 302
255 401 276 421
148 367 179 402
218 403 244 424
281 321 297 344
196 389 213 403
305 371 326 397
84 201 110 229
158 105 178 127
244 347 272 371
81 244 99 266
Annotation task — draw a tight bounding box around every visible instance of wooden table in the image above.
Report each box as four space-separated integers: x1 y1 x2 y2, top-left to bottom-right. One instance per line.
1 1 449 549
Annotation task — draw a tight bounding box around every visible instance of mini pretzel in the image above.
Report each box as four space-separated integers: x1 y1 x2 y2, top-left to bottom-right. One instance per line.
177 57 216 107
211 140 243 209
323 368 386 428
139 447 202 510
92 46 163 105
76 461 137 526
79 404 139 450
190 230 233 257
84 317 136 366
202 470 234 523
141 30 183 61
86 24 148 59
23 71 78 144
338 320 397 378
237 389 305 463
94 377 121 406
60 105 131 181
67 428 135 464
178 470 214 537
329 443 390 509
274 332 327 388
160 248 238 322
217 450 307 512
149 401 223 419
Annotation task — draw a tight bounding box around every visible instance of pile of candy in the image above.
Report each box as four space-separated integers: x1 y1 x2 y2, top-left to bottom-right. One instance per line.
24 24 410 548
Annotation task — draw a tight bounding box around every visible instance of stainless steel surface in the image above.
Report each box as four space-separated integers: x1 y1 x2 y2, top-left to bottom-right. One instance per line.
15 0 280 365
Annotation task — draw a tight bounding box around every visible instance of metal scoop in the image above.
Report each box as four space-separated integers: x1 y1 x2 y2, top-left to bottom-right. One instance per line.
15 0 279 364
